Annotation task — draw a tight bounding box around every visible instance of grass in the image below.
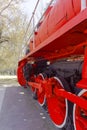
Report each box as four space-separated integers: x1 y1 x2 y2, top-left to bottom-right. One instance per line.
0 75 19 85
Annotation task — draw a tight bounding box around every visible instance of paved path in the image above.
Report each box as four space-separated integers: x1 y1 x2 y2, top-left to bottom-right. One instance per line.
0 83 58 130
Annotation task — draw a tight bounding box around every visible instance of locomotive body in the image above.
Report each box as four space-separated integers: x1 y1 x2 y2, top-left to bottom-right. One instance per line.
17 0 87 130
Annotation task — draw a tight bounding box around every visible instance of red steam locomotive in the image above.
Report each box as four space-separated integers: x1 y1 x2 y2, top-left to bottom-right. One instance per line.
17 0 87 129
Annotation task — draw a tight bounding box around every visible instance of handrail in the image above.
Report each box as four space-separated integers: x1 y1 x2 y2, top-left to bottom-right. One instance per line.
25 0 55 44
24 0 40 39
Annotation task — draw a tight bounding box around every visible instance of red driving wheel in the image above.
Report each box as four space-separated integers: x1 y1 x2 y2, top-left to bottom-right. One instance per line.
47 77 68 128
73 89 87 130
36 74 46 106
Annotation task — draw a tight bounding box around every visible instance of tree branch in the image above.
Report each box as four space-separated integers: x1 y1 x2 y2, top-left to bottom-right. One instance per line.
0 0 14 15
0 37 9 44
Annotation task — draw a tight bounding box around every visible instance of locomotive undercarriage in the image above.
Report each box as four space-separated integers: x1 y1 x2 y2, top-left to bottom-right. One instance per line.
20 58 87 130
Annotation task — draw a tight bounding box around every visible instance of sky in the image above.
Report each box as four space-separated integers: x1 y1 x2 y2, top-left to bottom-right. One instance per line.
20 0 53 40
21 0 50 20
21 0 38 17
20 0 52 33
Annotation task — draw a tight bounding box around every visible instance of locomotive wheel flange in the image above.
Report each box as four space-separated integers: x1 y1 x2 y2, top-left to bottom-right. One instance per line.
73 89 87 130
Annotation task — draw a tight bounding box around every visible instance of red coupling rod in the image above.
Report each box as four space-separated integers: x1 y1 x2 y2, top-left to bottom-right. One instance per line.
28 81 43 93
54 87 87 110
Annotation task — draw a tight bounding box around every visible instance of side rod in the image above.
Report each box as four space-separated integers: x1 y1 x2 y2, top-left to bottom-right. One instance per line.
54 87 87 110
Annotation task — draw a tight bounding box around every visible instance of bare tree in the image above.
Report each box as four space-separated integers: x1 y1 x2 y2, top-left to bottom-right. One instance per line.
0 0 29 74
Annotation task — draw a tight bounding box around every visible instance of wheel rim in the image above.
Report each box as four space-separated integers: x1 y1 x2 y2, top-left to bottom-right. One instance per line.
73 89 87 130
36 74 46 106
47 77 68 128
